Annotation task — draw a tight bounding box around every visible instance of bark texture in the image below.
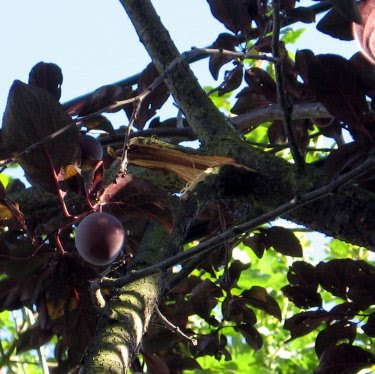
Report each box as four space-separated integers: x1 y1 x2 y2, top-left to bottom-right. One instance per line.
83 192 203 373
84 275 161 373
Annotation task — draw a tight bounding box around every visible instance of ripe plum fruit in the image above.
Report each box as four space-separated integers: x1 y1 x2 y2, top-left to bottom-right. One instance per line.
79 134 103 161
75 212 125 266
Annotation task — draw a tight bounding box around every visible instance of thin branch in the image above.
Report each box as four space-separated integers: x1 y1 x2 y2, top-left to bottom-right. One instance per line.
98 103 330 149
119 98 143 174
154 305 197 346
8 359 41 365
99 127 196 145
103 152 375 289
192 47 278 63
230 102 332 131
272 0 305 170
0 339 18 368
163 251 210 294
245 140 334 153
99 102 331 148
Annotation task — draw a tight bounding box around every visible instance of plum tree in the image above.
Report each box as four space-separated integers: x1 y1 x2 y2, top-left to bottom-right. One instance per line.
3 1 375 374
75 212 125 266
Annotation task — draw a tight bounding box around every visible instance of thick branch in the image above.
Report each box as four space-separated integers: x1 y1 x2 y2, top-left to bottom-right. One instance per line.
118 0 238 148
105 153 375 289
84 191 208 372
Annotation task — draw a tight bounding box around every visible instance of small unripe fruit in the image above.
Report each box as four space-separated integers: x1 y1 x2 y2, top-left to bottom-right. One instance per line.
79 134 103 161
75 212 125 266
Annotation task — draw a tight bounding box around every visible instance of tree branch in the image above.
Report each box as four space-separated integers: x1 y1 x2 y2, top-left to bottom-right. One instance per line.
118 0 239 149
230 102 332 131
272 0 304 170
114 0 341 234
103 152 375 289
84 188 210 372
99 127 197 146
154 306 197 346
98 102 330 147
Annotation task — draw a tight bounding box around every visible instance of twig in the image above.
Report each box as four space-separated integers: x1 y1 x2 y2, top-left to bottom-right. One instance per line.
99 127 196 145
99 102 330 147
245 140 334 153
154 305 197 345
163 252 209 294
192 47 278 63
74 49 203 124
78 47 277 121
119 98 143 174
44 145 73 218
103 153 375 289
98 102 330 148
272 0 305 170
0 339 18 369
230 102 332 131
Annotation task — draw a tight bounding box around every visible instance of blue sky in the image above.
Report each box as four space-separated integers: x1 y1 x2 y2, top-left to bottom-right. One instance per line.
0 0 224 115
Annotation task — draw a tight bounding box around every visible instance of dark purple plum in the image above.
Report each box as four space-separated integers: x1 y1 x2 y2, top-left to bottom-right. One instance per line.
79 134 104 161
75 212 125 266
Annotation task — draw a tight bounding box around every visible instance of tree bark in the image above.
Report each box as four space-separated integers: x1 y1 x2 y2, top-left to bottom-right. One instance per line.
114 0 375 251
84 192 204 373
84 274 161 373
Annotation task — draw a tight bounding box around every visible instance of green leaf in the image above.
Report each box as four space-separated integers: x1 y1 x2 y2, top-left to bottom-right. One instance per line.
0 174 12 188
282 27 306 44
